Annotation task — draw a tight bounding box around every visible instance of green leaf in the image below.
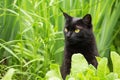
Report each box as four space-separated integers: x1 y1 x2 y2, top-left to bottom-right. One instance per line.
106 73 118 80
45 64 62 80
46 70 61 80
71 54 88 76
85 65 98 80
77 73 86 80
111 51 120 78
0 43 20 61
2 68 15 80
97 57 108 80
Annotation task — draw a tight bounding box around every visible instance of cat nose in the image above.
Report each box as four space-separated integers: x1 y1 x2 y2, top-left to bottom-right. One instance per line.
67 35 70 38
66 32 71 38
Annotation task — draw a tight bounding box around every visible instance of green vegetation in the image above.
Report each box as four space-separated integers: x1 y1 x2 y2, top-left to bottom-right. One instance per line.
0 0 120 80
46 52 120 80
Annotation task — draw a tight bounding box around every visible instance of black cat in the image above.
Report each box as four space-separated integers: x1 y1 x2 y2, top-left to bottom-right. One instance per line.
60 11 99 80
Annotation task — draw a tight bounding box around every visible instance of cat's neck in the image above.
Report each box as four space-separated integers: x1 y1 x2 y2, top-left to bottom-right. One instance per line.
65 38 98 55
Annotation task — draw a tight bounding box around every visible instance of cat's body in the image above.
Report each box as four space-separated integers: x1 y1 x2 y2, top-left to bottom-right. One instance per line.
60 11 99 80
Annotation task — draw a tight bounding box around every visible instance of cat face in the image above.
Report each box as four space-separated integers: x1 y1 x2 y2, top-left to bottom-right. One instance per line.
62 12 93 45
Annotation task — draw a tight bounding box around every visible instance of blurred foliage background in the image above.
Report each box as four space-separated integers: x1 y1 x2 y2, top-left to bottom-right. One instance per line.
0 0 120 79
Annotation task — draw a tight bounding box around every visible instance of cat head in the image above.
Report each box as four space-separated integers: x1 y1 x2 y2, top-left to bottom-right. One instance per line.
61 11 94 45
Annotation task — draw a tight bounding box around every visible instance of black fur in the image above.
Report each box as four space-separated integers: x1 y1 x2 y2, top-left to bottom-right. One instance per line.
60 12 99 80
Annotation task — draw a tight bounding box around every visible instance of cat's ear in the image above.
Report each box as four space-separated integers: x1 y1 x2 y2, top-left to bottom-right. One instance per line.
63 12 72 21
82 14 92 24
60 8 72 21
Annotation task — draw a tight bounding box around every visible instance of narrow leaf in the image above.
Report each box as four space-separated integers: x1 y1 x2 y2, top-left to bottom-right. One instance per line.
2 68 15 80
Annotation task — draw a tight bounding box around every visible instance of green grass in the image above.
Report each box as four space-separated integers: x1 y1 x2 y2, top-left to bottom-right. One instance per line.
0 0 120 80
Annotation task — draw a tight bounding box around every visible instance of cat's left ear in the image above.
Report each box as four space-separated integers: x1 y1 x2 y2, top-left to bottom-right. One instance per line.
82 14 92 24
60 8 72 21
62 12 72 21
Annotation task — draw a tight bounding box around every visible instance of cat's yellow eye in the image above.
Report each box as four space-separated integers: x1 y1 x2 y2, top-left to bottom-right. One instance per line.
75 29 80 33
64 28 68 32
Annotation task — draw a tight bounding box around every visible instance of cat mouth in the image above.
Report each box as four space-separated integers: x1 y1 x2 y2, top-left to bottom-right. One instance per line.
66 37 84 44
66 38 79 44
67 39 73 43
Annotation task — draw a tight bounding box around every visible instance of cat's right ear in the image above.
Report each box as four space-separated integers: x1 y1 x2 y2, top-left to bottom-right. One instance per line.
82 14 92 24
60 8 72 21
